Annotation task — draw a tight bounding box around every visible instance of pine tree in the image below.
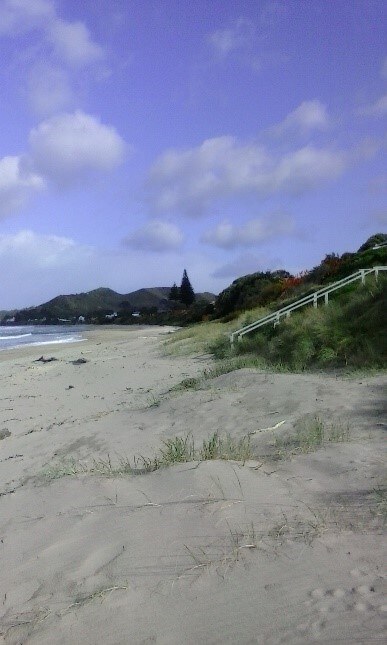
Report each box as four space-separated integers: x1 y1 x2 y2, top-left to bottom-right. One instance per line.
169 282 179 300
179 269 195 306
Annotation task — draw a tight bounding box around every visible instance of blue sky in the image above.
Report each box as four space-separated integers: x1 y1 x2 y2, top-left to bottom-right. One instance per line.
0 0 386 309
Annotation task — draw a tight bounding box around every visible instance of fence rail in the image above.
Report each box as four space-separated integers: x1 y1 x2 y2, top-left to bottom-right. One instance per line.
230 266 387 345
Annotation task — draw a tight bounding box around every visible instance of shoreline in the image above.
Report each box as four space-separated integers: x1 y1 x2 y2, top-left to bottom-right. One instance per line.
0 324 179 362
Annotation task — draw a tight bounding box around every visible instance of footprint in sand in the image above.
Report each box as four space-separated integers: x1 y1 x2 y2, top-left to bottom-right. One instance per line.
299 573 387 638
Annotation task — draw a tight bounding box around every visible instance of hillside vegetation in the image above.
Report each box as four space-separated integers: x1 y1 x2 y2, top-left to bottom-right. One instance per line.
164 234 387 371
4 287 215 325
214 239 387 318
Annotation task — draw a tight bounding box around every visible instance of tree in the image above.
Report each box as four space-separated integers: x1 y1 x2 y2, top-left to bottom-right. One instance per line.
358 233 387 252
169 282 179 300
179 269 195 306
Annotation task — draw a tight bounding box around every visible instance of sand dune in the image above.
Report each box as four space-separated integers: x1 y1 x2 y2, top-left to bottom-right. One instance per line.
0 327 386 644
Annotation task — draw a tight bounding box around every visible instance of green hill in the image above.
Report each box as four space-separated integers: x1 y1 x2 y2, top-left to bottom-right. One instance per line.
5 287 215 324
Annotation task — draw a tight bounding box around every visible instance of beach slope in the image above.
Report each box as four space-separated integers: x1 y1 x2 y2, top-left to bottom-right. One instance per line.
0 327 386 644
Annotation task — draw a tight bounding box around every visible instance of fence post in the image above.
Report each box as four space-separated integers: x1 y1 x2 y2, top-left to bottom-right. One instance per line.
324 293 329 305
313 293 318 308
375 267 379 281
360 269 365 285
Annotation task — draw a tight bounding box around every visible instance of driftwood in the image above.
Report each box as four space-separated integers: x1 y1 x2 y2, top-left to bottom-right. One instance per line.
34 356 58 363
70 358 88 365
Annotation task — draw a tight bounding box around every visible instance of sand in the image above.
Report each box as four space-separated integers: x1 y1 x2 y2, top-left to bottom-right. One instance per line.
0 326 386 644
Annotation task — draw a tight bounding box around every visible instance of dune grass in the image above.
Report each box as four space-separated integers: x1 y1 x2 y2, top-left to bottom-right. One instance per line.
162 306 269 357
41 432 254 481
41 416 351 482
273 416 350 459
165 278 386 375
170 355 270 392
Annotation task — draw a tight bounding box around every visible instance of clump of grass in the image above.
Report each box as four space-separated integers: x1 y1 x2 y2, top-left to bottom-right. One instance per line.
268 507 328 545
88 455 133 476
41 432 254 482
183 521 258 576
371 486 387 525
158 435 196 464
171 355 268 392
41 457 80 480
199 433 252 462
146 393 161 408
151 432 252 468
41 455 134 480
273 416 350 459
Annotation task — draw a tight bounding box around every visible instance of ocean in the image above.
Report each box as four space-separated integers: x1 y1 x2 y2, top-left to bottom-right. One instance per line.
0 325 88 351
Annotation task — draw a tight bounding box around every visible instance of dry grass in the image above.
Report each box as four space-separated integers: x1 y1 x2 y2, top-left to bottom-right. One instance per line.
162 306 269 358
182 521 258 578
273 416 350 459
162 321 229 357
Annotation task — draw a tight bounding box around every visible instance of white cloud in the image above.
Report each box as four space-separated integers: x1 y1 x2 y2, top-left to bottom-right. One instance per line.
0 229 82 266
271 100 329 137
0 230 95 307
0 156 45 218
0 0 104 67
27 63 74 116
357 94 387 117
0 0 106 115
0 0 54 35
148 136 347 216
201 214 294 249
28 111 126 186
0 230 222 309
123 220 184 252
209 18 255 58
0 112 126 217
48 19 104 67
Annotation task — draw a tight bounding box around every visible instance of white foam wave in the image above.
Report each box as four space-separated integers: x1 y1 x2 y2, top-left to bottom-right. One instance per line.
0 333 32 340
22 337 85 347
0 336 86 351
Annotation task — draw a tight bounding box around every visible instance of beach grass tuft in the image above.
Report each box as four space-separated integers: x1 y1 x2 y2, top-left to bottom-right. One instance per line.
40 416 350 482
273 416 350 459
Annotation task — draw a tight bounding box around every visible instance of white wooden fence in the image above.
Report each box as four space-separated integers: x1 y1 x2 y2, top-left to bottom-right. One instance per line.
230 266 387 345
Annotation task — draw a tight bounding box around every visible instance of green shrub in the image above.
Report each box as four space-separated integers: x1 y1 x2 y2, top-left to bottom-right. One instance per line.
230 278 387 370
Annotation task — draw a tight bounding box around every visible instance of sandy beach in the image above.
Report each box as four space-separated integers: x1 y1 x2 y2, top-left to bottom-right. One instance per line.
0 326 386 644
